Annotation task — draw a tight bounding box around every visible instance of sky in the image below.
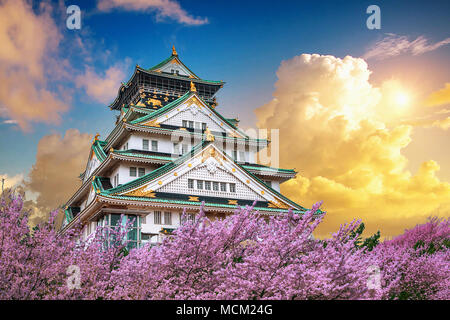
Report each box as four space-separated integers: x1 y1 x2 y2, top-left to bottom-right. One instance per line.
0 0 449 237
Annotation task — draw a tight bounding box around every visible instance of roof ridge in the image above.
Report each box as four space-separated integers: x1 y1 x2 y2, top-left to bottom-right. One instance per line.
102 140 211 195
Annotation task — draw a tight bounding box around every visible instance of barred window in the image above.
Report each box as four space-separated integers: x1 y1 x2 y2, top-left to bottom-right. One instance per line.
220 182 227 192
205 181 211 190
164 212 172 225
182 120 187 127
197 180 203 189
154 211 161 224
129 167 137 177
213 181 219 191
151 140 158 152
188 179 194 189
229 183 236 193
143 139 149 150
138 168 145 177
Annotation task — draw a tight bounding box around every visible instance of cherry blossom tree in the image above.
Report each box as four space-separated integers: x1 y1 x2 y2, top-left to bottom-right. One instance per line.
0 191 448 300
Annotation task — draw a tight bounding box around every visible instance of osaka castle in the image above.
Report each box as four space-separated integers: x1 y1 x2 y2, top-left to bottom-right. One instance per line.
61 46 308 247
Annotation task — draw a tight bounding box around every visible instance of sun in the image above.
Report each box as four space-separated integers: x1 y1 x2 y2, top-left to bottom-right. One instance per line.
394 91 410 107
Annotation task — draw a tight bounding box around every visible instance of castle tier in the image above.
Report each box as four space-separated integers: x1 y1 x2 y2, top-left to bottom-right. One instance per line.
61 47 308 247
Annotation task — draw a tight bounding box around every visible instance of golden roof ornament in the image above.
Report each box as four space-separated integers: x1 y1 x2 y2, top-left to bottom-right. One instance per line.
172 45 178 56
205 127 215 142
190 81 196 92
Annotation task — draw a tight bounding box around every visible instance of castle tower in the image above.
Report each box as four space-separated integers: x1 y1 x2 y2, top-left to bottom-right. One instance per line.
61 47 307 247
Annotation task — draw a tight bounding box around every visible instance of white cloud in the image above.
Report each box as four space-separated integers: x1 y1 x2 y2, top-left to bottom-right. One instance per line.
97 0 208 25
363 33 450 60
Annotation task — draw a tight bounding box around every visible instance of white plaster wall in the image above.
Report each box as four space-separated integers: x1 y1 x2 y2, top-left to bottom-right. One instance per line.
109 164 158 186
141 210 181 235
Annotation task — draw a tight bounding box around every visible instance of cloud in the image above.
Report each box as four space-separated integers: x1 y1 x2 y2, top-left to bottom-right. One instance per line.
75 65 126 104
363 34 450 60
97 0 208 25
403 116 450 130
0 0 70 131
0 173 24 190
24 129 93 226
254 53 450 238
424 83 450 107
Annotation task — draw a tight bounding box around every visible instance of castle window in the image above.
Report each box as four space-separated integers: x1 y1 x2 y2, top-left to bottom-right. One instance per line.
265 180 272 187
164 212 172 225
202 123 207 131
232 150 237 160
138 168 145 177
154 211 162 225
197 180 203 189
188 121 194 129
188 179 194 189
239 151 245 162
205 181 211 190
220 182 227 192
213 182 219 191
182 144 189 154
151 140 158 152
229 183 236 193
130 167 137 177
182 120 187 127
143 139 149 150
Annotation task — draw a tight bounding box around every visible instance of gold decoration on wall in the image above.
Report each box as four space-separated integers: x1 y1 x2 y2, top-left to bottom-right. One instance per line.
147 98 162 107
201 147 225 165
246 179 250 184
188 163 192 168
174 172 178 176
142 119 160 127
205 127 215 142
123 186 156 198
228 200 238 205
268 200 289 209
186 95 201 107
261 190 265 195
188 196 199 202
190 81 196 92
164 97 169 102
158 181 162 185
232 168 236 172
136 100 145 107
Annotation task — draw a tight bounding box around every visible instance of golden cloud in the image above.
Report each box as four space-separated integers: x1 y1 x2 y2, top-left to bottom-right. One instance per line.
0 0 69 131
424 83 450 107
75 65 126 104
255 53 450 238
24 129 93 226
